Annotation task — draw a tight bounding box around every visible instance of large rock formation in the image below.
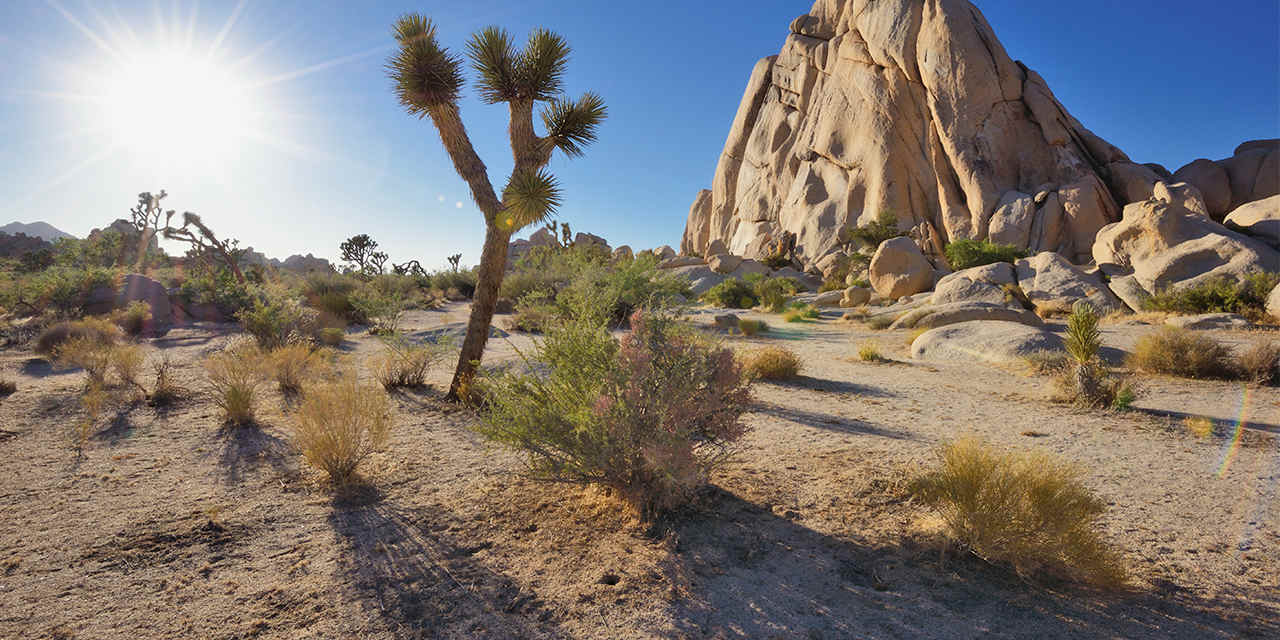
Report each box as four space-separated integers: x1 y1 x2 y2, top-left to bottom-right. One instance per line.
1173 140 1279 220
681 0 1157 268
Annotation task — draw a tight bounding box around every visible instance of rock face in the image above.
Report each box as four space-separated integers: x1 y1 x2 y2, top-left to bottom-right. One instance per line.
1014 252 1124 313
891 301 1042 330
1224 195 1280 249
117 274 172 331
930 263 1017 306
1093 198 1280 295
1174 140 1280 220
911 321 1064 364
681 0 1153 268
869 237 933 299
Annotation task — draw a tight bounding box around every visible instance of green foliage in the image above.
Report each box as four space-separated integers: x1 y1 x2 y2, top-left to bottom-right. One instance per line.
1064 303 1101 365
753 277 799 313
236 293 313 351
844 211 905 247
112 301 152 336
737 318 768 337
350 278 408 335
428 268 478 299
0 266 118 317
944 239 1028 270
1141 273 1280 319
911 438 1127 588
177 271 256 316
1055 303 1136 409
783 302 820 323
477 308 751 517
702 278 757 309
302 272 362 322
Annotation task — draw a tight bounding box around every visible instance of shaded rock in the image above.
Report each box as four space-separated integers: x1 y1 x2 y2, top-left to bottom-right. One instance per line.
769 266 821 291
413 323 507 344
911 321 1065 364
667 265 727 297
681 190 714 255
713 313 741 331
116 274 172 330
574 232 609 250
612 245 633 261
987 191 1036 248
1165 313 1251 331
812 290 843 307
1015 252 1124 314
1106 275 1150 314
727 259 771 280
1223 195 1280 249
1107 162 1162 205
708 253 743 274
869 238 933 300
1269 284 1280 320
840 286 870 307
658 256 704 269
279 253 334 273
890 301 1042 330
83 284 117 316
930 263 1017 306
655 246 677 261
1093 199 1280 295
1173 158 1232 219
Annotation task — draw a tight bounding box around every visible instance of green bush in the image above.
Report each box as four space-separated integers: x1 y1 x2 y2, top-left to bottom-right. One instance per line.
302 272 362 322
0 266 119 317
428 268 478 298
1141 273 1280 320
236 293 312 350
844 211 905 247
702 278 757 309
944 239 1028 270
753 276 800 312
350 281 406 335
177 271 256 317
738 318 768 336
1054 303 1135 409
112 301 152 336
477 308 752 518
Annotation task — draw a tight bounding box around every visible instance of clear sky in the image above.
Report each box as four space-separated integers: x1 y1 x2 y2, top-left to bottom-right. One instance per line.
1 1 1277 269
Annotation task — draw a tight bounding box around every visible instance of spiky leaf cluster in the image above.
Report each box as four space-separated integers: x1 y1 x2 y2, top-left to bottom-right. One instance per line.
388 14 465 115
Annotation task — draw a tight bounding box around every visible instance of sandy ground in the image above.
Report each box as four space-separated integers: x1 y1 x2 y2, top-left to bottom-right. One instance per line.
1 303 1277 639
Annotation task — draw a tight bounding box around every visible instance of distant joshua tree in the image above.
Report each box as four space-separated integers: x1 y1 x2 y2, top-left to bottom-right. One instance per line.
340 234 380 275
388 15 606 401
129 190 169 273
446 253 461 272
369 250 389 275
162 211 245 284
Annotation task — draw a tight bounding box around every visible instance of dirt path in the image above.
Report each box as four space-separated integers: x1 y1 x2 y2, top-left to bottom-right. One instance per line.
1 304 1276 639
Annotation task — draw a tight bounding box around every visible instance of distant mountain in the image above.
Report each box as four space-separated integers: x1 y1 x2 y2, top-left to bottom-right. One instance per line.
0 221 75 242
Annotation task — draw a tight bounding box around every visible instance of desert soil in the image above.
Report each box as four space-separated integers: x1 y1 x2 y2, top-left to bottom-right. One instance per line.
1 304 1277 639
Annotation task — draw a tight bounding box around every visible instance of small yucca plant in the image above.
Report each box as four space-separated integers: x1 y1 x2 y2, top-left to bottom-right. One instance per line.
1064 302 1101 365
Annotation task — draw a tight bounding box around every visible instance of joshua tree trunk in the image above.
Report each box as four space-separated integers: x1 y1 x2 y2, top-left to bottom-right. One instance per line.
447 223 511 401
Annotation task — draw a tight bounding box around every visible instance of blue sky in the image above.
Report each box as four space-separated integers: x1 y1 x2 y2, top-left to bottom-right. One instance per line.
1 0 1276 269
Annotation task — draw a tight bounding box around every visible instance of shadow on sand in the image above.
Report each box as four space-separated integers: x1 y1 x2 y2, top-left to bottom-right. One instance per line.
750 400 915 440
215 424 296 485
663 487 1277 639
327 499 564 639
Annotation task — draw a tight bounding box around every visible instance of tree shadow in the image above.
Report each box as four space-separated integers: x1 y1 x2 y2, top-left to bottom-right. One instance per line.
1131 406 1280 437
215 424 296 486
327 500 564 639
662 487 1277 639
769 374 899 397
19 358 69 378
93 401 145 445
749 401 916 440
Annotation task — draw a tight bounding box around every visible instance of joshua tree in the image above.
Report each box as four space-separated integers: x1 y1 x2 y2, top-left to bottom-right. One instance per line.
129 190 169 273
163 211 246 284
340 234 379 274
388 15 606 400
446 253 462 272
369 250 389 275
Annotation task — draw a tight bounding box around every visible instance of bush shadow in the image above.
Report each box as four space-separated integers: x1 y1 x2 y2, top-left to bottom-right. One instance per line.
749 401 915 440
770 374 899 397
214 424 296 485
327 500 564 639
662 486 1277 639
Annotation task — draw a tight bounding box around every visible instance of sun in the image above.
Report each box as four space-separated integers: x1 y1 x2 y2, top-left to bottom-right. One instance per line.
97 47 257 168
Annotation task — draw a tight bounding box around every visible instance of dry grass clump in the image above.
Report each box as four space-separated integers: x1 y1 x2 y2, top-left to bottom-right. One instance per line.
741 346 802 380
782 303 820 323
865 314 895 330
112 301 152 336
1237 340 1280 385
1023 350 1070 376
269 343 329 394
55 338 146 397
148 357 182 406
1127 327 1235 379
74 382 108 451
372 336 441 389
36 317 120 357
1184 416 1214 439
205 344 265 426
291 375 392 486
1033 299 1075 319
737 318 768 337
911 438 1127 588
857 342 885 362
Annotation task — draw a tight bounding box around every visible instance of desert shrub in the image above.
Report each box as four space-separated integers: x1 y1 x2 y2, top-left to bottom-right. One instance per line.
349 281 405 335
702 278 757 309
428 268 478 299
866 314 895 330
478 309 752 517
270 343 328 394
742 346 802 380
944 239 1028 270
1237 340 1280 385
753 276 799 313
782 303 820 323
738 318 768 337
205 344 265 426
149 357 182 406
372 336 443 389
111 301 153 336
318 327 345 347
55 336 114 385
1128 327 1235 379
237 294 311 351
507 292 561 333
177 271 256 316
74 381 108 450
911 438 1127 588
291 375 392 485
845 210 905 247
1184 416 1214 438
20 266 118 316
1141 272 1280 319
36 317 120 357
858 342 884 362
1023 350 1070 375
1055 303 1135 409
302 272 362 322
109 343 146 393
